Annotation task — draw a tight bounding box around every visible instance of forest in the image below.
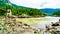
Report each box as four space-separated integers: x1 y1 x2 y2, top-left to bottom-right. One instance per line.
0 0 60 17
0 4 47 17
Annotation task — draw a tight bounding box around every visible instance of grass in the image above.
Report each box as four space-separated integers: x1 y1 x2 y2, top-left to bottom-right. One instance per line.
0 17 49 25
0 18 2 23
37 32 41 34
16 17 47 25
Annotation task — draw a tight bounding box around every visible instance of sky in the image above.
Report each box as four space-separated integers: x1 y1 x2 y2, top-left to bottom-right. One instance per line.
9 0 60 9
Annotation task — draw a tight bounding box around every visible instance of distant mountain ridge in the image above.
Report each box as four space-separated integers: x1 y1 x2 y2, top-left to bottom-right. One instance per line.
40 8 60 15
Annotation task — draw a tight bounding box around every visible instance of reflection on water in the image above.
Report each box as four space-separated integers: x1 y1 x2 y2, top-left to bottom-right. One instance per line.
30 16 60 29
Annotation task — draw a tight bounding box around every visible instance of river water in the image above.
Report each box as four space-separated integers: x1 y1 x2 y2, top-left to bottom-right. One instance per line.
30 16 60 29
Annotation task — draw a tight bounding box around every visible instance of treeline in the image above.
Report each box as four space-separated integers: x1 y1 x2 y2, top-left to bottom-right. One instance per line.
11 8 47 16
53 10 60 16
0 4 47 17
0 5 60 17
0 11 6 16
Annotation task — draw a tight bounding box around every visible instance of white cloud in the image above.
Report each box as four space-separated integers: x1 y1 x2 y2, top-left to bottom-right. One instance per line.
9 0 60 9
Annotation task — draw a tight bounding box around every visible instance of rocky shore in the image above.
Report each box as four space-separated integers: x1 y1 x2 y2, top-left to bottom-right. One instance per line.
44 19 60 34
0 17 41 34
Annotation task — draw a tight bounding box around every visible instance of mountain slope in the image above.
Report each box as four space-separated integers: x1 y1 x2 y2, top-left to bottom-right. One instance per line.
0 0 60 16
0 0 8 8
12 4 60 16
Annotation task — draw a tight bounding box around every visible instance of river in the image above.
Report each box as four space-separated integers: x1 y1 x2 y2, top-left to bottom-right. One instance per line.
30 16 60 29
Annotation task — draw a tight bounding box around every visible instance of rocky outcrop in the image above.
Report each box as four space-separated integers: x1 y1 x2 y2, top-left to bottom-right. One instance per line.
45 19 60 34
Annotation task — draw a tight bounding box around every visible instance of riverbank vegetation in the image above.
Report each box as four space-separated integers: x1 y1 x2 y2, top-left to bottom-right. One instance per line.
0 7 47 17
17 18 45 24
0 6 60 17
53 10 60 16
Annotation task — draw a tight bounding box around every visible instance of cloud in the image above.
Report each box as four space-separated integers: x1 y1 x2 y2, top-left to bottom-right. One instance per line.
9 0 60 9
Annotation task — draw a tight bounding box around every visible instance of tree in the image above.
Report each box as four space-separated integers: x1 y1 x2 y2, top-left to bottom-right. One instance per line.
53 10 60 16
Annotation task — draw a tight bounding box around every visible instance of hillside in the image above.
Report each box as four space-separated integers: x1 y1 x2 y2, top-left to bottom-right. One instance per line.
0 0 60 16
9 1 60 16
0 0 46 17
53 10 60 16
